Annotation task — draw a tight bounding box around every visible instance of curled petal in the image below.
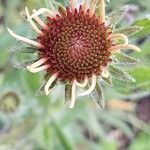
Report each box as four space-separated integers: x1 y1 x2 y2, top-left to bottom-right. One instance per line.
78 74 96 96
27 64 50 73
74 76 88 88
108 33 128 45
109 44 141 53
45 73 58 95
25 7 43 35
30 58 48 68
28 8 56 21
32 9 48 29
7 28 42 48
69 81 76 109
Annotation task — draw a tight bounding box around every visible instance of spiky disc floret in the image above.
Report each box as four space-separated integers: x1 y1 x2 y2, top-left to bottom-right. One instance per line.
37 6 112 82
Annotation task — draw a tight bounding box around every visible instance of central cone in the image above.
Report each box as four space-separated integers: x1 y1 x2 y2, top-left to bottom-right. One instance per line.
37 6 113 82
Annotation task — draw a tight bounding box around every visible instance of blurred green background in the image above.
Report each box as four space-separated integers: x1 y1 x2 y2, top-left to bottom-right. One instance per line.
0 0 150 150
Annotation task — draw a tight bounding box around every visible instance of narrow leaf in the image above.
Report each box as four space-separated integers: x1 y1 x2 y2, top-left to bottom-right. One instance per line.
13 60 36 69
113 53 139 64
9 47 36 54
90 82 105 109
108 65 135 82
35 80 57 96
102 76 113 86
53 121 74 150
108 6 127 28
65 84 72 104
115 26 143 36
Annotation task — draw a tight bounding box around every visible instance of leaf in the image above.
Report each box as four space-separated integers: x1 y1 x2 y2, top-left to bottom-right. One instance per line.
43 122 51 145
108 6 127 29
129 67 150 84
0 115 37 143
132 18 150 37
108 65 135 82
102 76 113 86
64 84 72 105
99 111 134 137
113 53 139 65
115 26 143 37
90 82 105 109
129 133 150 150
13 60 36 69
9 47 37 54
53 121 74 150
35 79 57 96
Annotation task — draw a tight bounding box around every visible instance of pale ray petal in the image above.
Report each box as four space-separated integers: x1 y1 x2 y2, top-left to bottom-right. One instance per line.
74 76 88 88
101 67 110 78
82 0 89 13
78 74 97 96
45 73 58 95
7 28 42 48
32 9 48 29
108 33 128 45
90 0 98 17
70 0 77 12
99 0 106 23
28 8 56 20
109 44 141 53
29 58 48 68
27 64 50 73
25 7 43 35
69 81 76 109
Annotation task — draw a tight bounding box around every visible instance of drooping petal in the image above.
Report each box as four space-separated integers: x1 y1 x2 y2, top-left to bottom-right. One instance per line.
69 81 76 109
25 7 43 35
78 74 97 96
7 28 42 48
45 73 58 95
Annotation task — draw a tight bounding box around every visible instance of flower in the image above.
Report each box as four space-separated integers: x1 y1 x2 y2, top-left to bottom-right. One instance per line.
8 0 141 108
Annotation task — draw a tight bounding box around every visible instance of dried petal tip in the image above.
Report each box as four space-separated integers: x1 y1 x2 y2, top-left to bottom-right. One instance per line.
7 28 42 47
44 73 58 95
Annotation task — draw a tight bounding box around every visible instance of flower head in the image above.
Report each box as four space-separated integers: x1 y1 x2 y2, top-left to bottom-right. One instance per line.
8 0 141 108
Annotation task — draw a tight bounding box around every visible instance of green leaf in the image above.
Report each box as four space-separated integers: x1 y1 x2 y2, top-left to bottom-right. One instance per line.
35 79 57 96
0 115 37 143
24 71 40 93
130 67 150 84
108 6 127 29
90 82 105 109
43 122 51 145
99 111 134 137
129 133 150 150
115 26 143 37
9 47 37 54
65 84 72 105
108 65 135 82
113 53 139 65
102 76 113 86
132 18 150 37
53 121 74 150
14 60 36 69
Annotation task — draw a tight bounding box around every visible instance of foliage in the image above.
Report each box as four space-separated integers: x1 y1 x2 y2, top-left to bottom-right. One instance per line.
0 0 150 149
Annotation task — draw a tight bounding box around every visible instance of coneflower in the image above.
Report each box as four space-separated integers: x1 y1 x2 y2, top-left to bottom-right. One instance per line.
8 0 141 108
